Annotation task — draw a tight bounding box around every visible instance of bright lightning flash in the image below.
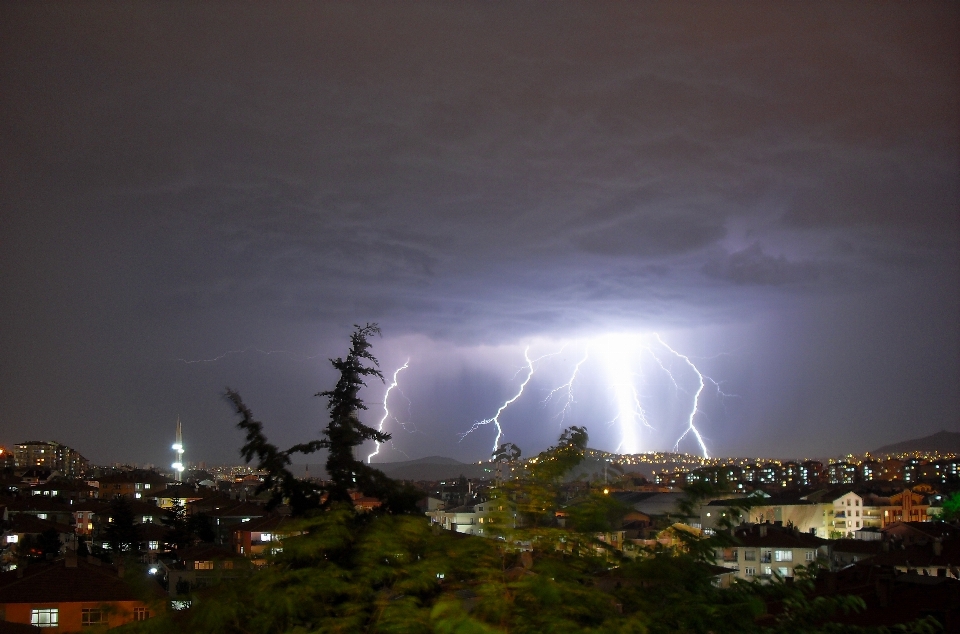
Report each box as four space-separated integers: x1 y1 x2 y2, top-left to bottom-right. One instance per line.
651 334 714 458
367 360 410 463
460 333 732 460
460 346 560 452
541 349 589 427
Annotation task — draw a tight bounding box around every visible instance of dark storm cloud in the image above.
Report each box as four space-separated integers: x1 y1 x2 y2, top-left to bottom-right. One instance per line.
0 1 957 463
703 243 819 286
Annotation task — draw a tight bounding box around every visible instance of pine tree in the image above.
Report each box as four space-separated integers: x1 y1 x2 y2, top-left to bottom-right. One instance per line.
104 496 142 556
228 323 420 515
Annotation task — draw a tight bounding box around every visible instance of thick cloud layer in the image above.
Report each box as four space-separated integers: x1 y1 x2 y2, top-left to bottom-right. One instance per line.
1 2 957 465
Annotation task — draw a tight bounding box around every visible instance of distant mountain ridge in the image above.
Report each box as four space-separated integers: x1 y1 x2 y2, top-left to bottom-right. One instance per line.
871 430 960 455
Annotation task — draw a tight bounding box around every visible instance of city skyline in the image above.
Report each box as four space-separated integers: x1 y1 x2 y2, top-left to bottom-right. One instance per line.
1 3 957 466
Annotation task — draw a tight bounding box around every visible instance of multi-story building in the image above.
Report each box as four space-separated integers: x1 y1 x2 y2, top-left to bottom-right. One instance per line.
94 470 170 500
827 462 858 485
861 460 881 481
13 441 88 477
880 459 905 482
713 523 828 582
830 491 865 535
426 500 496 536
903 458 922 483
799 461 824 487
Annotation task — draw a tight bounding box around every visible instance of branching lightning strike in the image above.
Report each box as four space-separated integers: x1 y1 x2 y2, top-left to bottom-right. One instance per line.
541 350 589 427
652 334 713 458
368 360 411 463
460 346 563 452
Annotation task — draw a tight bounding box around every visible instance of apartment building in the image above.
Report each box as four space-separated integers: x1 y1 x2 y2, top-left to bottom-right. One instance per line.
714 523 829 582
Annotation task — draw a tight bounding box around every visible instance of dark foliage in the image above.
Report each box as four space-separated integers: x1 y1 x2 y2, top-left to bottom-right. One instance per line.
104 496 142 555
161 499 195 549
228 323 420 516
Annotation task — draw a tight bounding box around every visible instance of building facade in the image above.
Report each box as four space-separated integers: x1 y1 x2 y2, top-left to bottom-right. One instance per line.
13 441 88 477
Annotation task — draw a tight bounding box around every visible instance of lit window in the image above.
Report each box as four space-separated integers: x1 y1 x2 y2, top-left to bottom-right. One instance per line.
774 550 793 562
260 533 272 542
31 609 59 628
195 561 214 570
777 567 790 577
149 541 159 550
6 535 18 544
135 493 142 499
37 514 47 520
134 607 150 621
82 608 105 626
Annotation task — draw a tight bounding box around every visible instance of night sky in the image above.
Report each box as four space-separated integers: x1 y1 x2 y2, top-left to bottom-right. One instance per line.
1 2 957 468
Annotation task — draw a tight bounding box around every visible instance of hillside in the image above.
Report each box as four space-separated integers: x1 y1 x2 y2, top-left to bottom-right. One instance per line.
291 456 494 481
871 430 960 455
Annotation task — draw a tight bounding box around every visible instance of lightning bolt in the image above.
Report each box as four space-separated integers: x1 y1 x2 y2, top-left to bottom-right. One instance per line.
541 349 589 427
367 360 410 463
652 334 711 458
460 346 561 452
603 344 655 455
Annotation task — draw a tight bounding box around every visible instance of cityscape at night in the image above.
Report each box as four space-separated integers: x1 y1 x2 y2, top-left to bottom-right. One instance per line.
1 1 957 632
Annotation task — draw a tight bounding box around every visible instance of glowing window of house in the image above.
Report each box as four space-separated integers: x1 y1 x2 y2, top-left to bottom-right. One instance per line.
31 609 59 628
145 484 151 489
134 607 150 621
82 608 105 626
135 493 142 499
260 533 272 542
37 513 47 520
777 567 790 577
143 516 153 523
149 541 159 551
763 566 772 575
195 561 214 570
6 535 18 544
774 550 793 562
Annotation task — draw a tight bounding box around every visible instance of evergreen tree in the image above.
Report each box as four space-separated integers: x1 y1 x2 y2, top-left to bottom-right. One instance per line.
228 323 420 515
104 496 142 556
161 499 194 549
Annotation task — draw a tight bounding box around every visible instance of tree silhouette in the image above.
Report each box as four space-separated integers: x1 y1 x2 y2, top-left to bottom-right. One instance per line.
104 496 141 556
229 323 419 515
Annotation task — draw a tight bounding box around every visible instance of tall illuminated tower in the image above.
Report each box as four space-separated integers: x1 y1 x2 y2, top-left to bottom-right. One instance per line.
171 418 185 482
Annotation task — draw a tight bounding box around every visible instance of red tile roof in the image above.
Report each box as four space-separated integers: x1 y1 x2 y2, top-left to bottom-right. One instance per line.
0 557 161 603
